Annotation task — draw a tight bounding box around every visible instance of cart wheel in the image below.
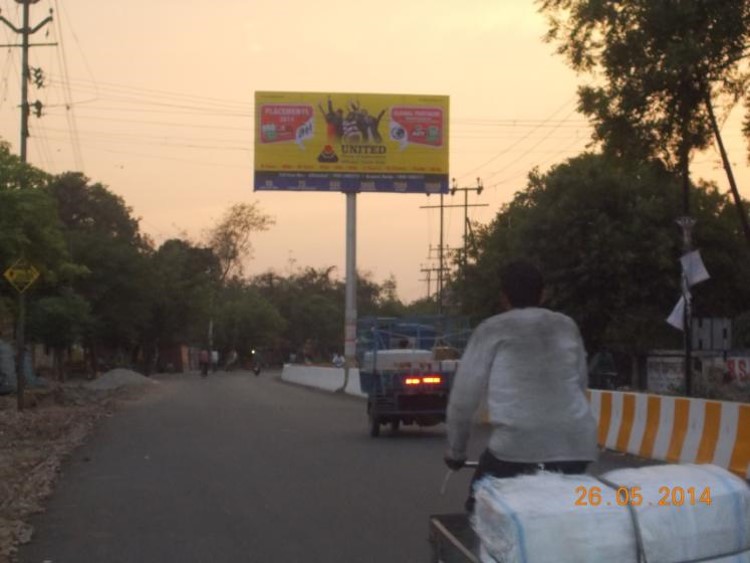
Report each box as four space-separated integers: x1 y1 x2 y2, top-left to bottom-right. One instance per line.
369 412 381 437
390 419 400 435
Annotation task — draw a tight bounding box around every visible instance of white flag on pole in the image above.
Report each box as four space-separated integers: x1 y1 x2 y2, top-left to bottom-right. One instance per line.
680 250 710 287
667 296 686 330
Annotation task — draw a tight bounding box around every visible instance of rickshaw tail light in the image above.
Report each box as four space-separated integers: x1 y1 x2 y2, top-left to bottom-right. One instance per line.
404 375 442 385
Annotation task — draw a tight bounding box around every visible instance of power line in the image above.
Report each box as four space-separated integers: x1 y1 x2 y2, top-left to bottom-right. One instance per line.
455 96 577 181
52 0 83 170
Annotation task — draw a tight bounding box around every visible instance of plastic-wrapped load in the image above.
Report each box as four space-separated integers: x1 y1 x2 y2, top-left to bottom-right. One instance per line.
473 464 750 563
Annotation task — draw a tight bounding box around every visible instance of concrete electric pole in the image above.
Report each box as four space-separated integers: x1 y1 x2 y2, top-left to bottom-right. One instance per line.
0 0 54 410
0 0 54 163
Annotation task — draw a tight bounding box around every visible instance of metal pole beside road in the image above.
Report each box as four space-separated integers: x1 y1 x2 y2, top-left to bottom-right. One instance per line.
4 258 39 411
16 292 26 410
342 192 357 391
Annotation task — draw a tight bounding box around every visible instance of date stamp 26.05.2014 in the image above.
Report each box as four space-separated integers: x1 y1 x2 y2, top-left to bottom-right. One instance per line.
574 485 712 508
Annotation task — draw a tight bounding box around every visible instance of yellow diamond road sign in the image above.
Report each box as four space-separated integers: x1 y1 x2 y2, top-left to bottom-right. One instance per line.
3 259 40 294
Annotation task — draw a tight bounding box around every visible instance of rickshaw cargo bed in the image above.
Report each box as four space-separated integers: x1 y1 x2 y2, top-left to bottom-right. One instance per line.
474 464 750 563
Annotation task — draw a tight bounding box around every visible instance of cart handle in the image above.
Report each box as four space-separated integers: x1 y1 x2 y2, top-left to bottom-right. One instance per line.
440 461 479 495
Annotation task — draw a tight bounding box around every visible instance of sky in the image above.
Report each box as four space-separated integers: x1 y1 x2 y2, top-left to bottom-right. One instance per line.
0 0 748 303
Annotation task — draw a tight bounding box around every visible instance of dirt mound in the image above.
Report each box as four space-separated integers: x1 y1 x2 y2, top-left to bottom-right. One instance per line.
85 368 157 391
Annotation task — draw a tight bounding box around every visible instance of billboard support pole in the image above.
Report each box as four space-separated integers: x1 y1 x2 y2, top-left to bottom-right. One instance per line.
340 191 357 392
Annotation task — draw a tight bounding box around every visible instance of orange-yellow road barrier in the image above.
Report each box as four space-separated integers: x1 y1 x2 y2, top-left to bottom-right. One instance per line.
589 390 750 479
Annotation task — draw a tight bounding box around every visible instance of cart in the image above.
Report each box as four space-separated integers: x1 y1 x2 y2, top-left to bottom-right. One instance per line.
360 364 454 436
357 317 469 437
429 513 480 563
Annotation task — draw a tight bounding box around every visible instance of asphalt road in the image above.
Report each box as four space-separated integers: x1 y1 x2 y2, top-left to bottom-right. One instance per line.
18 369 655 563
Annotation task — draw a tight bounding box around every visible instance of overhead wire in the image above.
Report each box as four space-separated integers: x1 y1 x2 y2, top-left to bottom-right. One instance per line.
483 107 582 182
52 0 84 171
454 96 577 182
0 0 20 117
54 0 99 101
486 131 590 190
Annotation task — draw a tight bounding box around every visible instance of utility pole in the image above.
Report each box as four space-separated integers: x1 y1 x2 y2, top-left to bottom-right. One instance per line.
0 0 53 411
0 0 54 163
450 177 487 306
422 188 488 314
677 113 694 396
420 264 442 301
423 244 452 312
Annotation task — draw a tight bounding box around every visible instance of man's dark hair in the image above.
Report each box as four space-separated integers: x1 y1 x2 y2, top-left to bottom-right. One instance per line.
500 260 544 308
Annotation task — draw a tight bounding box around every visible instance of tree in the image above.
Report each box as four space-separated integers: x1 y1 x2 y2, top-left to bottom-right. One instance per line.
252 267 343 361
213 280 285 362
0 142 70 282
0 139 49 190
207 202 275 281
27 289 92 379
538 0 750 243
251 267 407 362
47 172 154 371
463 153 750 356
0 142 80 372
143 239 221 371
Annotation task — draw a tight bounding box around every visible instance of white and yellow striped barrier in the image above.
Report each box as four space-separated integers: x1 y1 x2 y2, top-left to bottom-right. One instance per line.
589 390 750 479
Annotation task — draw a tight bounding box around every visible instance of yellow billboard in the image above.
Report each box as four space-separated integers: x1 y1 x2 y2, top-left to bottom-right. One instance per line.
254 91 449 193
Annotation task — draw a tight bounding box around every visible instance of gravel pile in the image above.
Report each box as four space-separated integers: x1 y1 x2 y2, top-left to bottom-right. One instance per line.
85 369 157 391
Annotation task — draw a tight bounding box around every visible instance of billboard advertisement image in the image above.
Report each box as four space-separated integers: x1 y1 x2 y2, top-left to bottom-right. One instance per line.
254 91 449 194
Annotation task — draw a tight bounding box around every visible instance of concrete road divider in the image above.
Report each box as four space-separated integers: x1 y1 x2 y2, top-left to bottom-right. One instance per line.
281 365 366 398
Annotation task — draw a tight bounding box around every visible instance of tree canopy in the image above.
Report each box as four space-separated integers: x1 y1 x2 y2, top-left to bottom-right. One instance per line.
461 153 750 355
539 0 750 167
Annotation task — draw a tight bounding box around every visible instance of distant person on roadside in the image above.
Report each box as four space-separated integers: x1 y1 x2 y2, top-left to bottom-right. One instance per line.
444 260 598 512
199 349 210 376
332 353 344 368
211 350 219 372
225 349 238 371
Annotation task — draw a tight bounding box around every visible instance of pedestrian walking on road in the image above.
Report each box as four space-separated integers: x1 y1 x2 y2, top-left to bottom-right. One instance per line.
199 349 210 377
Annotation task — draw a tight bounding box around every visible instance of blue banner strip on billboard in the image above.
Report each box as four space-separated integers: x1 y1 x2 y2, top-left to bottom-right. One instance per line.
254 171 449 194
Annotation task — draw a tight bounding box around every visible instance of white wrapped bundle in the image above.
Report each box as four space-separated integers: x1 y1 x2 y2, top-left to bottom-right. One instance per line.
473 464 750 563
604 464 750 563
474 472 634 562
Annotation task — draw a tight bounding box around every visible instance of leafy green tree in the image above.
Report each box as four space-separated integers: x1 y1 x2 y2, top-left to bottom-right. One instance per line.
253 267 343 360
538 0 750 243
0 142 70 282
213 280 285 362
141 239 221 371
0 141 80 359
462 153 750 356
27 289 92 379
251 267 407 362
0 140 49 190
47 172 154 370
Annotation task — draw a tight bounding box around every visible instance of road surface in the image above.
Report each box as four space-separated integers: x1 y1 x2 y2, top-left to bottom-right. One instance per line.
18 369 655 563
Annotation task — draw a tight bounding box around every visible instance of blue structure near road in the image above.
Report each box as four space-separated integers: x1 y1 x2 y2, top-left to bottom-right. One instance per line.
356 316 471 364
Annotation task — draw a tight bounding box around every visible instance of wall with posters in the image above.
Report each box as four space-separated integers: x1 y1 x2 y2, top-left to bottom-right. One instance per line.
647 355 685 394
254 91 449 193
726 356 750 386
